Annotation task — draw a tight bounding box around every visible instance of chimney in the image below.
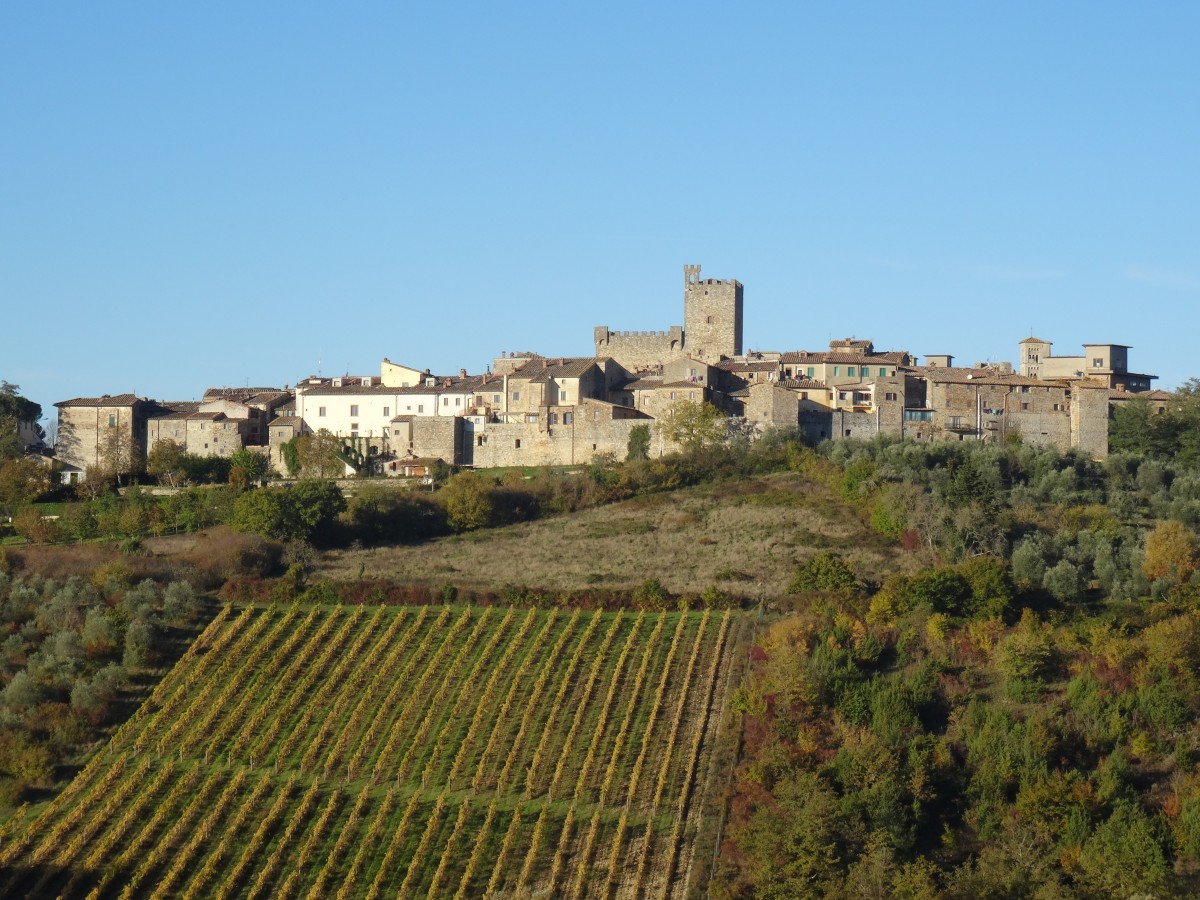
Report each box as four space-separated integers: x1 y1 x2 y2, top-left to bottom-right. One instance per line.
460 368 467 378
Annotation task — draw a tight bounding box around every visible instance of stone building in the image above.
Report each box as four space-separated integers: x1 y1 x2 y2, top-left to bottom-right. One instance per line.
594 264 743 370
1018 338 1156 392
54 394 149 483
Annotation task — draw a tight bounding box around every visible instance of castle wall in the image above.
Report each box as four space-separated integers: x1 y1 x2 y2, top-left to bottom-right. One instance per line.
471 417 649 468
593 326 683 372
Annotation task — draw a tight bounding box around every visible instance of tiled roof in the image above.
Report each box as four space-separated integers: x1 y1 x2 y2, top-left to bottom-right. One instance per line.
513 357 601 380
55 393 141 408
204 387 284 399
149 402 201 420
268 415 304 427
618 377 665 391
777 378 828 390
779 351 902 365
1019 336 1047 344
924 371 1052 387
716 360 779 372
301 377 492 397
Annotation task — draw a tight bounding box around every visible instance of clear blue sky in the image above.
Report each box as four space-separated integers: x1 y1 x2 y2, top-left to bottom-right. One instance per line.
3 2 1197 424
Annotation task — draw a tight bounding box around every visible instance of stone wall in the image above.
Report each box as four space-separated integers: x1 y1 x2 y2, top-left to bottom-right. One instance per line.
593 326 684 372
800 409 882 443
471 417 649 468
1071 384 1110 458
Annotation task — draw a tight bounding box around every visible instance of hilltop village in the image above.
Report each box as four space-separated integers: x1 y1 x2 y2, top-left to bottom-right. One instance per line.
52 265 1162 482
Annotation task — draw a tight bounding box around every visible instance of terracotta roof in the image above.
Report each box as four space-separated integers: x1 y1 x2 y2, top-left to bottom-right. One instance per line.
512 357 601 381
924 371 1053 387
204 387 285 399
55 393 141 408
618 377 664 391
779 351 903 365
716 360 779 372
777 378 828 390
1108 388 1172 400
1019 336 1047 344
268 415 304 427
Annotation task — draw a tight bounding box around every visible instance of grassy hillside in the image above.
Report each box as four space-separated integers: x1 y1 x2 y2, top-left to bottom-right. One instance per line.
0 602 747 898
318 471 904 599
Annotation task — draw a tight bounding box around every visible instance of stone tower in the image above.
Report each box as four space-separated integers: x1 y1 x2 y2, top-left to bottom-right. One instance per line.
683 264 743 363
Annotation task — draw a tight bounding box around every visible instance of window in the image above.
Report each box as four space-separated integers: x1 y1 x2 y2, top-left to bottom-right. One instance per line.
442 397 449 406
670 391 676 400
833 367 840 377
1092 358 1103 367
563 412 573 424
559 389 567 402
903 410 932 422
847 367 856 377
512 391 520 402
418 404 424 413
706 315 713 324
948 416 962 428
1021 402 1029 411
514 439 521 449
548 413 558 425
318 407 327 417
108 414 116 427
382 407 389 417
807 367 815 378
884 392 898 401
690 391 696 400
455 397 461 406
594 410 600 420
525 414 538 423
493 394 500 404
350 405 359 416
477 436 485 446
880 368 887 376
800 392 808 400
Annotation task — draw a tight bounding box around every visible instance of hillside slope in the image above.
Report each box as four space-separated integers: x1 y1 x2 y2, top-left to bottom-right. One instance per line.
0 603 746 899
320 471 903 598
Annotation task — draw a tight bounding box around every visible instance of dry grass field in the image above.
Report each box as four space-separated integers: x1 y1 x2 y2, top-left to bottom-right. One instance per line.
319 471 904 598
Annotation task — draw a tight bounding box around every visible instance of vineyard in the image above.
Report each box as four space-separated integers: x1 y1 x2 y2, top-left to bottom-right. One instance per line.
0 602 745 898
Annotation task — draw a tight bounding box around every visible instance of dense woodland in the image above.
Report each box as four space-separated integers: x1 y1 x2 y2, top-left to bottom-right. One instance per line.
716 429 1200 896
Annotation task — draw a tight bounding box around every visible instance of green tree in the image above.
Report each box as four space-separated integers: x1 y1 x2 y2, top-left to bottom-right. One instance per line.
1143 519 1197 582
0 383 42 460
228 447 271 488
0 457 50 512
626 423 651 461
788 552 859 594
146 439 187 486
661 400 727 452
295 430 344 479
439 472 495 532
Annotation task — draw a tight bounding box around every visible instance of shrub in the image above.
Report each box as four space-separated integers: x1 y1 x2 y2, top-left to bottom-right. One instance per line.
633 578 669 611
439 473 495 532
788 552 859 594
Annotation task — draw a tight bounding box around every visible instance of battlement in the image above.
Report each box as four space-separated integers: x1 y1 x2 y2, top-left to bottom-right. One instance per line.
691 278 742 287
